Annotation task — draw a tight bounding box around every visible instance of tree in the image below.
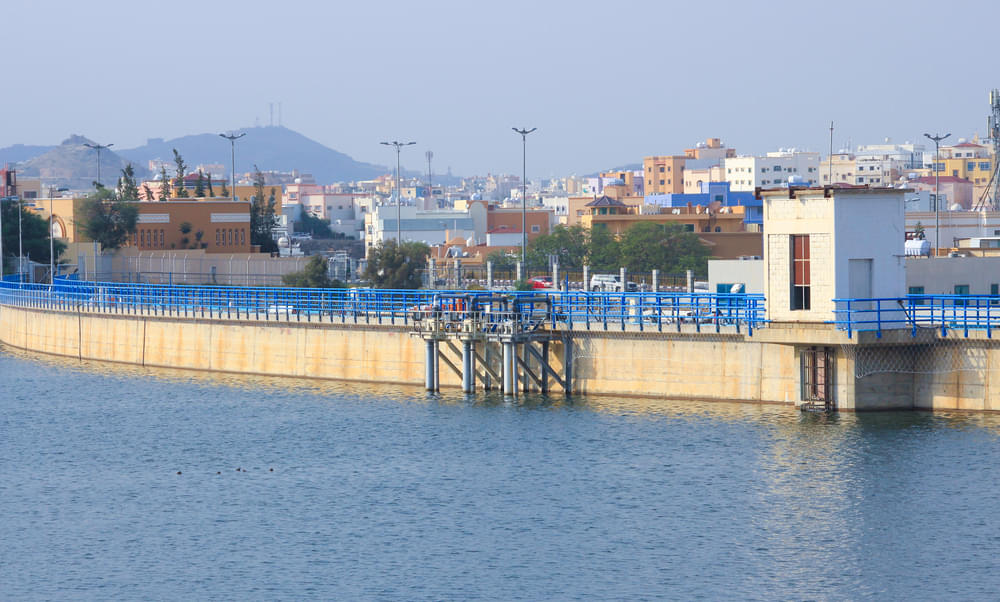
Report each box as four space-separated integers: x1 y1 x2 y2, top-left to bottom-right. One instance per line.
526 224 589 270
172 149 188 197
220 180 229 199
194 170 206 198
179 221 192 247
142 184 155 201
78 187 139 251
295 212 332 238
362 240 429 289
617 222 711 276
281 255 344 288
117 163 140 201
485 249 517 270
206 171 215 198
0 198 66 273
159 165 171 200
914 221 925 240
249 166 277 252
588 225 620 271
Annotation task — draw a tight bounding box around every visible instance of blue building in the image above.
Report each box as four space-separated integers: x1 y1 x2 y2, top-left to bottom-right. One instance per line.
645 182 761 229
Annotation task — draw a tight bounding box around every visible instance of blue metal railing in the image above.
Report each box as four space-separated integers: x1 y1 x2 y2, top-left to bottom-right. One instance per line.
833 295 1000 339
0 278 767 334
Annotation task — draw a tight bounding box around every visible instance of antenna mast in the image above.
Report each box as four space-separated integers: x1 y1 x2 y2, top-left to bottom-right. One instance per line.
973 89 1000 210
828 120 834 185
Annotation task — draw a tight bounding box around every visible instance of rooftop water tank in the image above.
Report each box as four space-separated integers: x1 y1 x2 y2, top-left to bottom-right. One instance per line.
905 238 931 257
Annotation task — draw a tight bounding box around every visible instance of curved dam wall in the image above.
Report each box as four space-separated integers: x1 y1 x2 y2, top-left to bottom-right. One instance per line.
0 304 825 406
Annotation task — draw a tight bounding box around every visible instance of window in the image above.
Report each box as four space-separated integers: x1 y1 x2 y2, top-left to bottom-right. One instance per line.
909 285 925 305
531 225 540 233
241 229 246 245
980 162 991 171
773 166 782 172
683 224 695 232
968 162 976 172
215 230 220 245
791 234 810 310
954 284 970 306
659 179 665 185
659 166 665 173
953 170 959 177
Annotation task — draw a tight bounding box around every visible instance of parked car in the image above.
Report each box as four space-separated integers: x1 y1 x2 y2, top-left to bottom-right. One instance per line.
528 276 554 289
589 274 638 292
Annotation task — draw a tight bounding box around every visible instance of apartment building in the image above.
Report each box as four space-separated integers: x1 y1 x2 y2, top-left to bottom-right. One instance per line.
724 150 820 191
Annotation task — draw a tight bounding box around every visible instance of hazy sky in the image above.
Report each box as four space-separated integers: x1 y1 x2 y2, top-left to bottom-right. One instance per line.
5 0 997 177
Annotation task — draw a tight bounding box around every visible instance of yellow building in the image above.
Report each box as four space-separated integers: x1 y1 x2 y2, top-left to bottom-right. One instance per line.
30 198 255 253
579 196 746 236
642 155 686 194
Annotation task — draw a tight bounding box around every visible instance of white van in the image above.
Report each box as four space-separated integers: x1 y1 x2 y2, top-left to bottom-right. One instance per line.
589 274 638 292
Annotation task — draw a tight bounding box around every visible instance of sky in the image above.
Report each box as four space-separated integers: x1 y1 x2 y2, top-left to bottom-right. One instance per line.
4 0 998 178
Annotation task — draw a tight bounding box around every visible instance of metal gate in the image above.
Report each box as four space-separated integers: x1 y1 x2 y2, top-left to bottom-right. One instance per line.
801 346 834 409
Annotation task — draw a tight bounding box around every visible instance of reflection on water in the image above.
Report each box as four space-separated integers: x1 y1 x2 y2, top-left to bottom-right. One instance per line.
2 344 1000 600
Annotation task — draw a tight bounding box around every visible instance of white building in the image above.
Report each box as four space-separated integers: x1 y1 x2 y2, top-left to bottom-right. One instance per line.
364 204 488 253
762 187 905 323
724 150 820 192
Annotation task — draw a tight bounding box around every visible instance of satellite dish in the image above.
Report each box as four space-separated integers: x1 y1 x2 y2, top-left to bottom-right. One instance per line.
730 283 745 294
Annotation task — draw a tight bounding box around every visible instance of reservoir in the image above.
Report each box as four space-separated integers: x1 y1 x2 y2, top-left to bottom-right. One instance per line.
2 345 1000 599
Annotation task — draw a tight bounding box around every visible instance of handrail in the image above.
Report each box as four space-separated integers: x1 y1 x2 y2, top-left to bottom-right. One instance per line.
832 295 1000 339
0 279 767 334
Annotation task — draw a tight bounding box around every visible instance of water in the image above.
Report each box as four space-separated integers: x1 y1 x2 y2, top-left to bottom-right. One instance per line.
2 347 1000 600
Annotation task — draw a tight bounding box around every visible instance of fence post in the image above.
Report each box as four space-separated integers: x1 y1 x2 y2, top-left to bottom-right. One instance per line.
552 263 559 291
686 270 693 293
486 261 493 290
652 269 659 293
583 265 590 292
620 267 627 292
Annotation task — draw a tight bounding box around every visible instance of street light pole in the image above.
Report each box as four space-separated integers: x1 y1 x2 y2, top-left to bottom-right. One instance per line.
381 140 416 244
512 127 537 274
219 132 246 201
49 187 55 283
83 142 113 188
924 132 951 256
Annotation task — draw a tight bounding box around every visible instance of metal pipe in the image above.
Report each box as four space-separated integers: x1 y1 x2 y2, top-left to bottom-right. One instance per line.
425 339 436 391
502 342 514 396
462 340 474 393
512 127 537 276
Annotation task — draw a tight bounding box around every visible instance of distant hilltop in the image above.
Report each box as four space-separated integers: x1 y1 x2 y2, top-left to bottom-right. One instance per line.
1 126 387 188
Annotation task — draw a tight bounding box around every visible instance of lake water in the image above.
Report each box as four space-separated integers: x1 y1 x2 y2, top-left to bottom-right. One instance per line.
2 346 1000 600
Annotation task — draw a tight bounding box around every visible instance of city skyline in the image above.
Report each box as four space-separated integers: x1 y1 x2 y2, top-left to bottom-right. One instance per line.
5 0 997 176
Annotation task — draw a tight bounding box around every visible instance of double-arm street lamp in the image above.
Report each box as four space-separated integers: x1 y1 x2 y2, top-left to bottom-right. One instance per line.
219 132 246 201
83 142 113 188
381 140 416 244
512 127 537 273
924 132 951 256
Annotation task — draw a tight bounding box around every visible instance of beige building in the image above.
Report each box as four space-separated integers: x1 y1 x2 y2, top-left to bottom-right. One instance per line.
761 187 905 323
642 155 686 195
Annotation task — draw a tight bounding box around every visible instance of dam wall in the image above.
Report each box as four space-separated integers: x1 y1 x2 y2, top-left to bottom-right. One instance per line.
4 302 999 411
0 304 809 406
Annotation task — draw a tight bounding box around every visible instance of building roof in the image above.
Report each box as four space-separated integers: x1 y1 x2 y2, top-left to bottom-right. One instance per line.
953 142 985 148
910 176 972 185
585 195 627 207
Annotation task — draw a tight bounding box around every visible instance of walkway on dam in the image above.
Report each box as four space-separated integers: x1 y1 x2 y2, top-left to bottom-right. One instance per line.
0 278 768 336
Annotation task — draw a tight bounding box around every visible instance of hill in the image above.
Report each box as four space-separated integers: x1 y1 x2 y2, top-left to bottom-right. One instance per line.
117 126 386 183
0 144 56 167
17 135 142 190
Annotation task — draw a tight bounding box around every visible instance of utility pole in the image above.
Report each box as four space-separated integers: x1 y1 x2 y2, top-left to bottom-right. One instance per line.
381 140 416 244
219 132 246 201
924 132 951 256
426 150 434 209
512 127 537 274
83 142 113 188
